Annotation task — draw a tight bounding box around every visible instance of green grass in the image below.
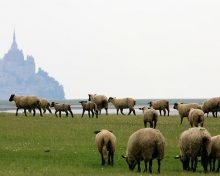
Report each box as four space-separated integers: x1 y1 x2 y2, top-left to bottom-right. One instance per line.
0 112 219 176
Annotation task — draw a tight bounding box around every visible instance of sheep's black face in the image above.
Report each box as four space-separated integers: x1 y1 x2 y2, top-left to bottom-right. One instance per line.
9 94 15 102
108 97 113 103
88 94 91 101
173 103 178 109
50 102 55 107
148 101 152 107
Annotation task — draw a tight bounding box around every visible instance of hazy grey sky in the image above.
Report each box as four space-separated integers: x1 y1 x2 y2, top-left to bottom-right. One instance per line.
1 0 220 99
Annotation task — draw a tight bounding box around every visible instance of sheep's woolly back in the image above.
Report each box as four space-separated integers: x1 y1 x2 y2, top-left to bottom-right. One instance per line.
109 98 136 109
89 94 108 105
175 103 201 118
202 97 220 114
15 95 41 108
95 129 117 158
150 100 169 110
126 128 165 162
211 135 220 159
179 127 211 160
143 107 158 122
188 108 204 127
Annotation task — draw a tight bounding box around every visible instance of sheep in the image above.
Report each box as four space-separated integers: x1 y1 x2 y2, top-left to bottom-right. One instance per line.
50 102 73 118
173 102 201 124
94 129 116 166
148 100 170 116
88 94 108 115
175 127 212 172
122 128 165 173
209 135 220 172
79 101 98 118
9 94 42 116
28 98 52 114
188 108 205 127
108 97 136 115
202 97 220 117
139 107 158 128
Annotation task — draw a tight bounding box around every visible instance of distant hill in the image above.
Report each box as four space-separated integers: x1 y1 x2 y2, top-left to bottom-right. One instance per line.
0 32 65 100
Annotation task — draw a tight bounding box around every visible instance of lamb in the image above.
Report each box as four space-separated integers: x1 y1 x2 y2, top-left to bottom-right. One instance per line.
175 127 212 172
50 102 73 117
108 97 136 115
148 100 170 116
188 108 205 127
79 101 98 118
173 102 201 124
209 135 220 172
88 94 108 115
9 94 43 116
94 129 116 166
202 97 220 117
122 128 165 173
139 107 158 128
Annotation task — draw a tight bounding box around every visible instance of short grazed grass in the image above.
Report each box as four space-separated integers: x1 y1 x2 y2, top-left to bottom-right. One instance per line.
0 112 219 176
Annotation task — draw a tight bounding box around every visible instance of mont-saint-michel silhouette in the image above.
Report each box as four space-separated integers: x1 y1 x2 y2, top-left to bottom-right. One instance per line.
0 32 65 100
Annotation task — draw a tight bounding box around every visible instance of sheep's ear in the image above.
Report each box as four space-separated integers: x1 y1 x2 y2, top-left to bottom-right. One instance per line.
94 130 101 134
121 155 127 159
109 130 113 133
139 107 143 110
174 155 180 159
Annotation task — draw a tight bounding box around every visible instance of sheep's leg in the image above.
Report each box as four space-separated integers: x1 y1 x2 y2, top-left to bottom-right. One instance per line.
150 122 153 128
132 109 136 115
116 109 119 115
91 110 94 118
159 110 162 116
137 160 141 172
105 107 108 115
95 110 98 118
101 154 105 165
163 109 166 116
24 109 27 116
47 107 52 113
59 111 61 117
39 108 43 117
167 108 170 116
212 111 216 117
88 111 91 118
69 110 73 117
154 121 157 129
55 110 58 117
149 160 152 173
216 160 220 172
144 161 148 172
43 108 46 113
180 117 183 125
65 111 68 117
81 110 85 118
120 109 125 115
16 108 19 116
213 157 216 171
33 109 36 116
157 159 161 173
144 121 147 128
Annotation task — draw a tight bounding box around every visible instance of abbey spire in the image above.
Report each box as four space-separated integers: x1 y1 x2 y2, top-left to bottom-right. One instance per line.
11 29 18 49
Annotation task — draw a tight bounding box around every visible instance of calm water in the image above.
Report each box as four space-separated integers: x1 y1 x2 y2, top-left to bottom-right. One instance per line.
0 99 206 115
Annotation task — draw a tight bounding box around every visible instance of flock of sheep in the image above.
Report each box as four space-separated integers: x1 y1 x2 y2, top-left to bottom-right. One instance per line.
8 93 220 173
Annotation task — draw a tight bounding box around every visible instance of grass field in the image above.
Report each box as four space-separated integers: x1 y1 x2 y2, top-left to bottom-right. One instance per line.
0 112 219 176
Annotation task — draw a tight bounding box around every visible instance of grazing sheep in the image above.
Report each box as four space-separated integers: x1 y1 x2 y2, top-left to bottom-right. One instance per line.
50 102 73 118
9 94 42 116
108 97 136 115
188 108 205 127
40 98 52 113
173 103 201 124
202 97 220 117
122 128 165 173
209 135 220 172
175 127 212 172
79 101 98 118
94 129 116 166
88 94 108 115
139 107 158 128
148 100 170 116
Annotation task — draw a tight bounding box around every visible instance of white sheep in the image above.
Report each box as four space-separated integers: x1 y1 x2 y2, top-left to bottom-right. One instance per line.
173 102 201 124
9 94 43 116
88 94 108 115
50 102 73 117
108 97 136 115
148 100 170 116
209 135 220 172
122 128 165 173
188 108 205 127
94 129 116 166
175 127 212 172
202 97 220 117
139 107 158 128
40 98 52 113
79 101 98 118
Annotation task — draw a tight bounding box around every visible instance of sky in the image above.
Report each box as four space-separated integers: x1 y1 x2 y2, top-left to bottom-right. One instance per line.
1 0 220 99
